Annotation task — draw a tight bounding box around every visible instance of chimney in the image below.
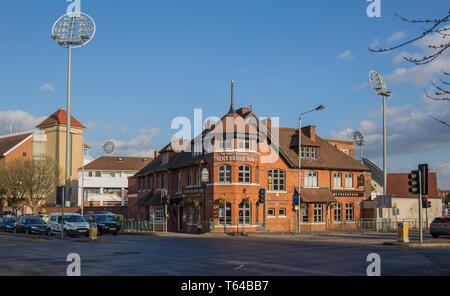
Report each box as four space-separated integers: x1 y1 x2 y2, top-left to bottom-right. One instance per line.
302 125 316 142
154 151 160 158
261 118 272 132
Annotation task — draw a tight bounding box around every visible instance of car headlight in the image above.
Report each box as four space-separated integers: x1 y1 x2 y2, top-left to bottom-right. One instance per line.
99 223 106 227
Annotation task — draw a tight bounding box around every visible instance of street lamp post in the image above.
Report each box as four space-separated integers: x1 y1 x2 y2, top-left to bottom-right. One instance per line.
298 105 325 233
369 70 392 226
51 12 96 238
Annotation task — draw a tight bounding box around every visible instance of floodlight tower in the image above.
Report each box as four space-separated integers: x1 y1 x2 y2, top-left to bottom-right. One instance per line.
369 70 391 197
51 12 96 238
353 130 366 163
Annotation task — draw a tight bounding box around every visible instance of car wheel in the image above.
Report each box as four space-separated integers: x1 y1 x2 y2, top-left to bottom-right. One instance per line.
63 229 69 238
113 231 118 236
13 228 17 234
25 228 29 235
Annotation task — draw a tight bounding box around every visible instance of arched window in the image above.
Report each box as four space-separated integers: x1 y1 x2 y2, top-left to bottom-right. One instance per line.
239 201 251 225
334 203 342 222
346 203 354 221
345 173 353 188
333 172 342 188
219 202 232 225
218 165 232 183
305 171 318 187
238 165 251 183
268 169 285 191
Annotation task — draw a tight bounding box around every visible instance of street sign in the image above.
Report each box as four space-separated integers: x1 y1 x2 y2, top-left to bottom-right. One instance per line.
293 195 299 206
201 168 209 183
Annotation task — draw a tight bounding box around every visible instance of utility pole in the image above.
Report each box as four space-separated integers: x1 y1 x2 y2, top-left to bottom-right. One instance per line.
418 170 423 244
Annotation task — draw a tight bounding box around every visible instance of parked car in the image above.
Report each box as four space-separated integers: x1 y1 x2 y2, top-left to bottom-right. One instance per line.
0 217 17 232
48 213 90 237
1 211 15 218
13 216 49 235
84 214 119 235
429 217 450 238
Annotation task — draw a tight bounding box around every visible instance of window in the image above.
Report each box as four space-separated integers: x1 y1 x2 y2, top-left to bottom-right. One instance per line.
139 178 144 191
238 137 250 150
148 176 152 191
188 170 193 186
314 204 323 222
239 201 251 225
345 173 353 188
301 146 316 159
238 165 251 183
104 172 116 178
95 171 101 177
346 203 354 221
157 175 162 189
162 152 169 164
302 205 309 222
188 206 193 224
334 173 342 188
268 170 285 191
217 138 233 150
218 165 232 183
177 172 182 193
305 171 318 187
268 208 275 217
218 202 232 225
151 207 164 223
334 203 342 222
88 171 93 177
195 207 201 225
279 208 286 217
195 168 200 186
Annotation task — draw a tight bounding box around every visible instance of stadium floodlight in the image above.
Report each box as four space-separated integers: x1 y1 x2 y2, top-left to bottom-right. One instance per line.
51 11 96 239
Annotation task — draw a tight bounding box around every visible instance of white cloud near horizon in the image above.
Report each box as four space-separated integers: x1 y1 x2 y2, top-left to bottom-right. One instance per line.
40 83 55 92
0 110 46 135
337 50 353 60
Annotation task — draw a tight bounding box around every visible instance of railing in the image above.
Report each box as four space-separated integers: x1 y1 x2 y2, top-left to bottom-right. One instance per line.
120 218 166 232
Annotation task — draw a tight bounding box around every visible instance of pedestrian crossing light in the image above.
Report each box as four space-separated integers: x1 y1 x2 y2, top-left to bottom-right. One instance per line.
408 170 420 195
422 197 430 209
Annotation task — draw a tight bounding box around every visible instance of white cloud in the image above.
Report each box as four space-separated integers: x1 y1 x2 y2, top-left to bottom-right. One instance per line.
434 163 450 189
40 83 55 92
88 128 160 157
387 31 406 43
0 110 46 135
337 50 353 60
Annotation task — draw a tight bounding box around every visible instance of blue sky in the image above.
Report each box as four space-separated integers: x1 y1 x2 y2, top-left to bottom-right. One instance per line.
0 0 449 188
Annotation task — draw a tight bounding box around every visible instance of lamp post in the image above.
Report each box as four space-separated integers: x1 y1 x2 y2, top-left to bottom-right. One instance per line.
298 105 325 233
369 70 392 226
51 12 96 238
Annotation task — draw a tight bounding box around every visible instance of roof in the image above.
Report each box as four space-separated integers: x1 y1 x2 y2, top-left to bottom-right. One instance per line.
83 156 153 171
387 172 439 198
278 127 369 171
362 157 384 187
36 108 86 129
0 133 33 157
300 188 337 203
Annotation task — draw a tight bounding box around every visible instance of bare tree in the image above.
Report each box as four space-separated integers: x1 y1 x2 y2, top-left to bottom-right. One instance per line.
0 159 28 216
22 157 61 216
369 10 450 127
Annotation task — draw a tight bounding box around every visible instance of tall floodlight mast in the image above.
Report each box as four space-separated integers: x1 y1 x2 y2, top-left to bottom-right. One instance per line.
51 12 96 238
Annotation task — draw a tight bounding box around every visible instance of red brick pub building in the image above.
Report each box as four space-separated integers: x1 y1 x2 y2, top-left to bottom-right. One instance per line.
128 103 371 233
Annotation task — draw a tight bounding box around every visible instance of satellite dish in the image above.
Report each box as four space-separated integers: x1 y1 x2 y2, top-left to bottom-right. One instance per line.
102 140 116 155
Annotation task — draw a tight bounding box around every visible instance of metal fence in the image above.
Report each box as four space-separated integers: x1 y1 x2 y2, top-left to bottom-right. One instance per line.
119 218 431 234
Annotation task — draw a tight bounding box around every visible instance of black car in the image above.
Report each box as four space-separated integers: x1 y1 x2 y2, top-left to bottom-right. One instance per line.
84 214 119 235
14 216 49 235
1 211 15 218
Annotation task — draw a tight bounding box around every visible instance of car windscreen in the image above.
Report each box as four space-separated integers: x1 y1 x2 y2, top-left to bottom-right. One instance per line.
26 218 45 224
64 216 87 223
93 215 114 222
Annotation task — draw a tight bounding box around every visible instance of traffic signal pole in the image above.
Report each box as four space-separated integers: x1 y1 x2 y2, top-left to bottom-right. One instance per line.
418 170 423 244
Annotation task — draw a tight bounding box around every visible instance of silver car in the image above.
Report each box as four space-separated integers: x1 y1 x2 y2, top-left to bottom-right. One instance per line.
430 217 450 238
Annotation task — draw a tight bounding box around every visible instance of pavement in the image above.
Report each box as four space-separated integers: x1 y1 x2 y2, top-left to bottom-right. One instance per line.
0 231 449 276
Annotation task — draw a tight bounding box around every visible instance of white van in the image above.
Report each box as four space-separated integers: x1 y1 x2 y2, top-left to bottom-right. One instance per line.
48 213 90 237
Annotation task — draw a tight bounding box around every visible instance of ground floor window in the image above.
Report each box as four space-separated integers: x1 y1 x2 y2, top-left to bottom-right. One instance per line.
314 204 323 222
334 203 342 222
279 208 286 217
268 208 275 217
218 202 232 225
150 207 164 223
188 206 193 224
195 207 201 225
239 201 251 225
346 203 354 221
302 205 309 222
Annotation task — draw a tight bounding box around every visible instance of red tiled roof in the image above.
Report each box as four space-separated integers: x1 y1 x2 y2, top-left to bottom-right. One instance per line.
387 173 439 198
36 108 86 129
84 156 153 171
0 133 33 157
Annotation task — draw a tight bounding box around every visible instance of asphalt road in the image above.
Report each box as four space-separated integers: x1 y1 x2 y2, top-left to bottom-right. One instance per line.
0 233 449 276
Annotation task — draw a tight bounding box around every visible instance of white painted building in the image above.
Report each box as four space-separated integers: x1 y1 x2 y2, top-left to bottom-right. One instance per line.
77 156 152 207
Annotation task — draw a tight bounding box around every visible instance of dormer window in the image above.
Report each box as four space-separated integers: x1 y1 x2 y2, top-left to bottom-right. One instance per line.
301 146 316 159
162 152 169 165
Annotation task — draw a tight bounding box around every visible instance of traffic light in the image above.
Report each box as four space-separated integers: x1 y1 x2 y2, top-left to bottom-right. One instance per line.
408 170 420 195
419 164 429 196
160 189 169 205
258 188 266 204
422 197 429 209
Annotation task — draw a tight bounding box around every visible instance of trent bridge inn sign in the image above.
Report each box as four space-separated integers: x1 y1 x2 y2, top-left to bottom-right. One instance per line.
214 152 256 163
